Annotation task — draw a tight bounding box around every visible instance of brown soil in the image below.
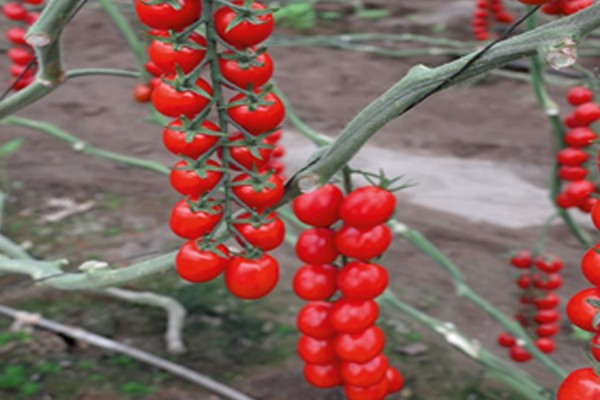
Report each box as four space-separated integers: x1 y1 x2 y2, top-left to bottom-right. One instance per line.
0 1 594 399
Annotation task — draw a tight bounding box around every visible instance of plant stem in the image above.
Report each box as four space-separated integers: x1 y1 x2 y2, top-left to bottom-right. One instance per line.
65 68 140 80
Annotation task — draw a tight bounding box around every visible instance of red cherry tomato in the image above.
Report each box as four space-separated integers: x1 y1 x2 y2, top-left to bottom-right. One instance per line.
335 225 392 261
344 378 389 400
227 91 285 135
533 292 560 310
516 275 531 289
337 261 388 300
534 309 560 324
533 273 562 290
341 354 389 387
557 147 589 166
163 119 220 159
3 2 27 20
6 27 27 46
297 301 337 339
509 345 531 363
152 76 213 118
334 326 385 363
297 336 337 364
134 0 201 30
232 172 284 211
565 127 597 148
567 288 600 332
557 368 600 400
219 50 274 89
214 1 274 48
133 84 152 103
148 31 207 74
293 184 344 227
295 228 339 264
232 212 285 251
170 159 223 197
219 133 273 170
535 338 555 354
169 199 223 239
574 102 600 125
386 367 404 393
303 362 343 389
329 299 379 334
293 264 338 301
510 250 532 269
535 255 563 273
536 323 559 337
340 186 396 229
568 86 594 106
497 332 516 348
564 180 595 205
175 241 230 283
7 48 34 65
145 61 164 77
225 254 279 299
558 166 589 181
582 244 600 286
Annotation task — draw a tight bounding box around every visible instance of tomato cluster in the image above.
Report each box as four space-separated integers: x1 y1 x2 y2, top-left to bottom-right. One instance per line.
497 250 563 362
538 0 594 15
2 0 42 91
292 184 403 399
472 0 514 41
555 86 600 213
133 0 287 300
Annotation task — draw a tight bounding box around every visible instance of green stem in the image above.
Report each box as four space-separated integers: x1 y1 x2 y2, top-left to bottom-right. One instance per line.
0 234 34 260
2 116 170 176
65 68 140 80
280 4 600 205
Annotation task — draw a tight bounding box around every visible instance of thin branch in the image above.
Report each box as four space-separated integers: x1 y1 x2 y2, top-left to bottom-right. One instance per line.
0 304 255 400
65 68 140 80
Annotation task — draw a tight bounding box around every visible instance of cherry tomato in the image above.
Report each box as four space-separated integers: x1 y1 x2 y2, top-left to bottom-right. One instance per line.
510 250 532 269
297 336 337 364
533 274 562 290
152 76 213 118
534 292 560 310
133 84 152 103
170 159 223 197
225 253 279 299
293 184 344 227
134 0 201 30
534 309 560 324
591 333 600 361
10 64 35 78
509 345 531 363
297 301 337 339
24 0 45 4
3 2 27 20
25 12 39 25
219 133 273 170
295 228 339 264
564 180 595 205
557 147 589 166
340 187 396 229
335 225 392 261
516 275 531 289
535 338 555 354
535 255 563 273
582 244 600 286
497 332 516 348
6 27 27 46
557 368 600 400
565 127 597 148
567 287 600 331
303 362 343 389
293 264 338 301
558 166 588 181
334 326 385 363
169 199 223 239
232 172 284 211
536 323 559 337
337 261 388 300
568 86 594 106
330 298 379 333
341 354 389 387
7 48 34 65
345 378 389 400
175 241 229 283
148 31 207 74
386 367 404 394
163 119 220 159
214 1 274 48
145 61 164 76
232 212 285 251
574 102 600 125
227 91 285 135
219 50 273 89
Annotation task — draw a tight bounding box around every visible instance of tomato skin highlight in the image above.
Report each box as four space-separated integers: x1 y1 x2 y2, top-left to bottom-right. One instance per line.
214 1 274 48
152 76 213 118
295 228 339 265
225 254 279 299
557 368 600 400
335 225 392 261
169 200 223 239
175 241 230 283
134 0 201 31
293 264 338 301
340 186 396 229
148 31 207 74
293 184 344 227
163 119 220 158
566 287 600 332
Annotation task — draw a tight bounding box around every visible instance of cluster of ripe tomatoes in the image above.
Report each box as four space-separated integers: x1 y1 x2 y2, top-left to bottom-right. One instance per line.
556 86 599 213
292 184 403 399
497 251 563 362
518 0 594 12
472 0 513 41
2 0 43 91
133 0 288 300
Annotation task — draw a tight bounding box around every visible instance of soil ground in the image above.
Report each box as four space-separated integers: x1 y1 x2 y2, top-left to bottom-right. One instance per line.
0 1 595 399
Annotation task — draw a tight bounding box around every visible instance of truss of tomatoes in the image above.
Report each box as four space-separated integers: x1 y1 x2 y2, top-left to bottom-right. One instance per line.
2 0 43 91
496 250 563 362
292 183 404 399
133 0 290 301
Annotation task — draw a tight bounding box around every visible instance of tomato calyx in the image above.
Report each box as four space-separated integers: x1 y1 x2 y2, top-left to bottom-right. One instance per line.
222 2 274 33
173 156 226 179
139 0 183 10
149 29 207 53
220 47 268 70
231 168 278 192
227 86 276 112
185 194 224 214
347 167 411 192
